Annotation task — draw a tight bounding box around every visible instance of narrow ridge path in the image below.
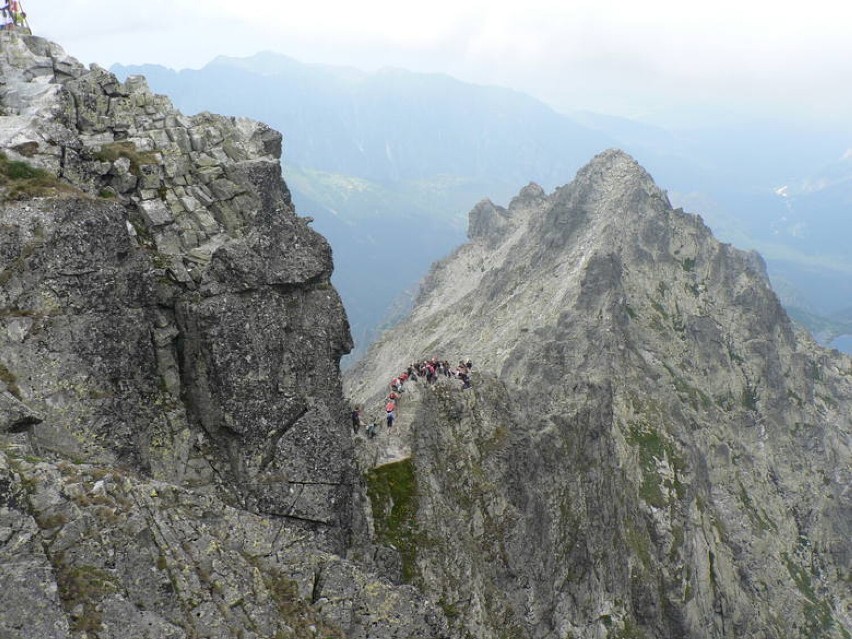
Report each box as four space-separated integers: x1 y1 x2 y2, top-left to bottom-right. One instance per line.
352 376 468 469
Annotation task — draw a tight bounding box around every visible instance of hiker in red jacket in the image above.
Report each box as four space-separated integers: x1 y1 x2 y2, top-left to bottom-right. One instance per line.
351 404 362 433
385 400 396 428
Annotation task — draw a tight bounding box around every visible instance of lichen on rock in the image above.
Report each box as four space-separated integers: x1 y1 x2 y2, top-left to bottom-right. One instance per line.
1 30 451 639
0 30 355 534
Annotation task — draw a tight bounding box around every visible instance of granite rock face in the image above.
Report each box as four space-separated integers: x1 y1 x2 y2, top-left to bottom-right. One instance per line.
0 32 450 638
348 150 852 638
0 31 352 536
0 453 449 639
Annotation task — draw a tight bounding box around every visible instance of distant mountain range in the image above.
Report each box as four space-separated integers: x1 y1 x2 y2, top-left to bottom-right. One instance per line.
115 52 611 187
113 53 852 356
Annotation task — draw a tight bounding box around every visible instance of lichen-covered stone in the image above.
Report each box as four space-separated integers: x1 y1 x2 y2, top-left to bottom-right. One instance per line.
1 30 452 639
0 453 449 639
0 30 358 536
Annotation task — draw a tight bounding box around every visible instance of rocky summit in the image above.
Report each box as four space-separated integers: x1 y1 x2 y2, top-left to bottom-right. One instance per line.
1 31 850 639
347 150 851 637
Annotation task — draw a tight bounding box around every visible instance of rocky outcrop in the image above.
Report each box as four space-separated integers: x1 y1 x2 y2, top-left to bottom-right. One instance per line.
1 32 451 638
348 150 852 638
0 30 353 537
0 452 449 639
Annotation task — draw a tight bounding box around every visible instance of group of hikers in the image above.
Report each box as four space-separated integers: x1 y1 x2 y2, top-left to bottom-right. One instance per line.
351 357 474 438
1 1 28 31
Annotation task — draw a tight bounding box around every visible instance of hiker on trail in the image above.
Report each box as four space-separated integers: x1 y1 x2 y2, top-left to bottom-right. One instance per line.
454 362 472 389
2 0 23 30
351 405 362 434
1 2 13 29
426 362 436 383
386 400 396 428
365 421 378 439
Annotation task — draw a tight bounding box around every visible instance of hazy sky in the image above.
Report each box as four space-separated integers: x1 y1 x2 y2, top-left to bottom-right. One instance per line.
30 0 852 126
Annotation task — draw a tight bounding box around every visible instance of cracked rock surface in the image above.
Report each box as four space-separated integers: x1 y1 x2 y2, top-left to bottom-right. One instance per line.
0 32 450 638
348 150 852 638
0 30 353 536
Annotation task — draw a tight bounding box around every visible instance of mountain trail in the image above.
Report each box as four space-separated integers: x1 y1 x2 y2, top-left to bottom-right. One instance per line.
353 375 471 469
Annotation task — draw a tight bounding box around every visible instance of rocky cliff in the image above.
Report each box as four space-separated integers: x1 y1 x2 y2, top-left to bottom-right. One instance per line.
3 30 850 639
347 151 852 638
0 32 449 638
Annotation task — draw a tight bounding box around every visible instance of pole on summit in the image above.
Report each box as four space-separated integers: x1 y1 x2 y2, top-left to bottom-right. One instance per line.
15 0 31 34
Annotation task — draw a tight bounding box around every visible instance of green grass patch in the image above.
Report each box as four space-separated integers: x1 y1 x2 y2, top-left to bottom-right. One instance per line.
365 457 421 582
438 597 461 621
662 363 713 411
0 362 22 399
624 524 652 569
93 141 159 176
669 524 685 562
626 422 686 507
0 362 21 399
782 552 841 637
727 343 745 365
736 481 777 532
56 563 119 633
741 383 759 411
782 552 817 602
260 569 344 638
481 424 509 456
708 550 718 591
0 152 78 200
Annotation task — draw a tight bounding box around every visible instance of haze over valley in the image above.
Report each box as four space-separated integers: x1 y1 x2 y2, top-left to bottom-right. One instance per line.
113 53 852 357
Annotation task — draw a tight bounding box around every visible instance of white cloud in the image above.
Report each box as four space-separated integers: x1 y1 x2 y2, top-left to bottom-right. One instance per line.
29 0 852 124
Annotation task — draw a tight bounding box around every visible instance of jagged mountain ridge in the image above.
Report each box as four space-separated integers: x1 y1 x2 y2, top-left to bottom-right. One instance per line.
113 56 852 359
111 54 618 362
2 30 850 639
347 150 851 638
